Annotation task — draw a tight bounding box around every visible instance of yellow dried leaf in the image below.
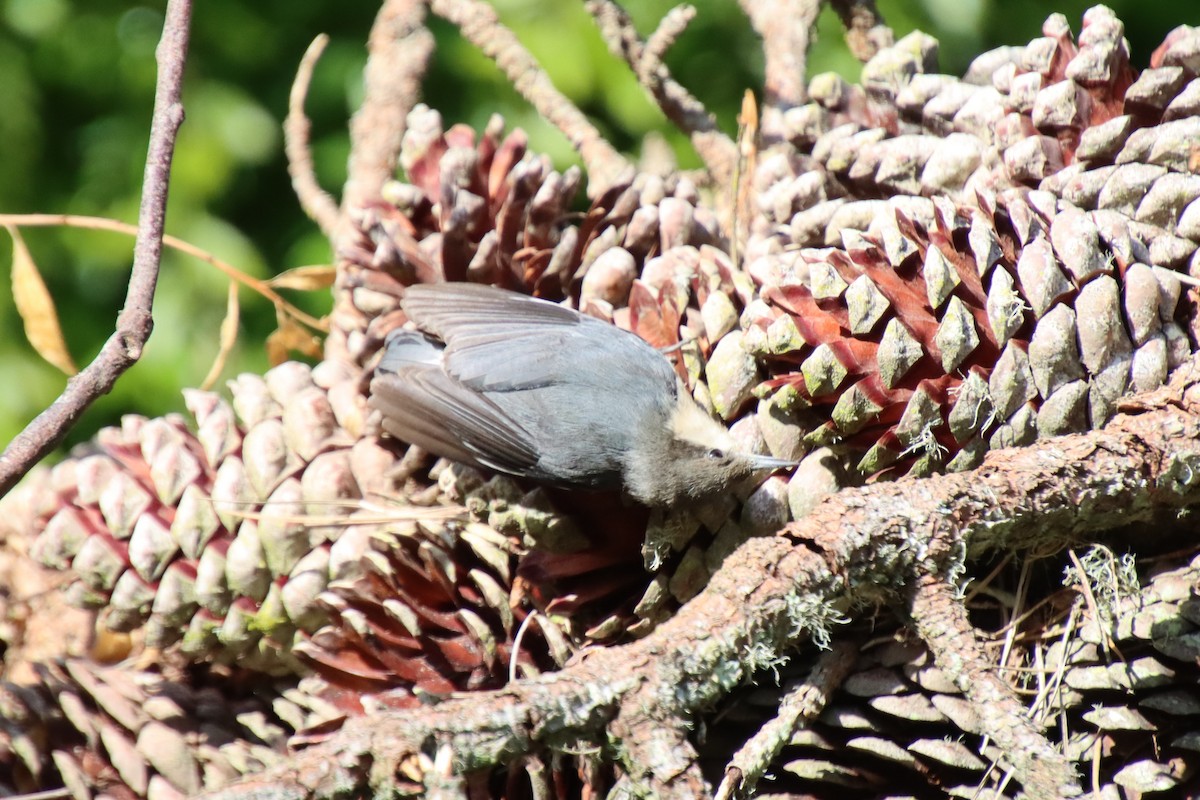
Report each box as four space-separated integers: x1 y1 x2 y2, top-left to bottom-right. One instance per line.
267 264 336 291
200 281 241 390
266 313 322 366
90 628 134 664
737 89 759 156
7 225 77 375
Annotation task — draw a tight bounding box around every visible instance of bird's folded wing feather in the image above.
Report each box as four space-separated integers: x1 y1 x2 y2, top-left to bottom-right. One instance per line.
377 330 442 372
370 366 541 475
402 283 580 333
402 283 669 392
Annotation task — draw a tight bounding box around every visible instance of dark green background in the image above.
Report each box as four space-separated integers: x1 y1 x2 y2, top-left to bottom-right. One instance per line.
0 0 1190 452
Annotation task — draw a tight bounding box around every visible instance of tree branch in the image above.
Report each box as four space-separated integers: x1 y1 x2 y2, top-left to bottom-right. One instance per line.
286 34 341 237
586 1 738 189
430 0 633 195
329 0 434 362
202 357 1200 800
0 0 192 498
715 641 858 800
909 575 1081 799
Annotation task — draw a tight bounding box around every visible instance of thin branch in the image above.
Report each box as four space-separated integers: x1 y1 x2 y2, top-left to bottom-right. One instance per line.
343 0 434 226
909 575 1081 799
586 1 738 189
715 641 858 800
643 5 691 68
430 0 633 195
738 0 820 140
286 34 341 237
0 0 192 498
0 214 327 331
202 356 1200 800
5 789 71 800
611 706 707 798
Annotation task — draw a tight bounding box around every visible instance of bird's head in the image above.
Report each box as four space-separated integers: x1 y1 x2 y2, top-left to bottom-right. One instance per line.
624 388 798 507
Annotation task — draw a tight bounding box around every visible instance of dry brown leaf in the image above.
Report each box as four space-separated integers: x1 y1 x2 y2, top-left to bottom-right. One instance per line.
200 281 241 390
732 90 759 271
6 224 77 375
266 310 323 366
267 264 336 291
90 628 135 664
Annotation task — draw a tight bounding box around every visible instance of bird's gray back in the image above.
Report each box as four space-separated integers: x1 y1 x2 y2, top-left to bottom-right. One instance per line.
402 283 675 392
401 284 679 485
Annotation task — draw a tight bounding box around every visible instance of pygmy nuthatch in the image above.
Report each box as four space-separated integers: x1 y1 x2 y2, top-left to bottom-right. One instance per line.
369 283 796 507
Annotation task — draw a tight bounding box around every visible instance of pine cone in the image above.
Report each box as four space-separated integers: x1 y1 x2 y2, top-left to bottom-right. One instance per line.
293 477 563 699
21 358 580 704
702 538 1200 798
27 361 402 675
737 9 1198 482
745 189 1190 478
333 104 724 368
0 658 338 799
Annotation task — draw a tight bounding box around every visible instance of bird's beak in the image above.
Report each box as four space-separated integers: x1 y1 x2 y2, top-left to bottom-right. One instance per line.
746 454 800 472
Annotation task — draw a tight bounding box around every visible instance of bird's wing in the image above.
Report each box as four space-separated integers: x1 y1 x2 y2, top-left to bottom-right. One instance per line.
402 282 581 333
371 348 541 476
402 283 672 392
377 329 442 372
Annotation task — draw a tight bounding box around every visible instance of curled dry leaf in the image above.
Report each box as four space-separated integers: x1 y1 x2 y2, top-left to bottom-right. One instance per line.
200 281 241 390
6 224 77 375
265 310 323 366
267 264 337 291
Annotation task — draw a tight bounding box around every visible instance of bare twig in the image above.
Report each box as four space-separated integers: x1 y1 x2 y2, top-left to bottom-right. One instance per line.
0 0 192 498
715 641 858 800
1066 547 1118 657
738 0 820 140
909 575 1081 799
586 1 738 190
5 789 71 800
286 34 341 237
829 0 893 62
0 214 327 331
431 0 633 195
343 0 434 225
643 5 692 68
202 356 1200 800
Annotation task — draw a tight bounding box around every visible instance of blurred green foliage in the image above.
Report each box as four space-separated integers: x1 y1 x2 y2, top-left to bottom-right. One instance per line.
0 0 1188 453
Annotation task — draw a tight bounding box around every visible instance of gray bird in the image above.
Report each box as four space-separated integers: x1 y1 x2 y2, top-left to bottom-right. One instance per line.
369 283 796 507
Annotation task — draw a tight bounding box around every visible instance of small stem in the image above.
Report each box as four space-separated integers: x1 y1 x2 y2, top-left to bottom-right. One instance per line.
431 0 633 194
286 34 341 237
0 0 193 498
0 214 327 331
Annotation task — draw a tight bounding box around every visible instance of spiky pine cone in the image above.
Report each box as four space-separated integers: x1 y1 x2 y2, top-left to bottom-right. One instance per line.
333 104 724 363
0 657 339 799
28 362 365 675
293 478 563 700
13 356 578 796
699 533 1200 799
22 358 538 688
736 9 1199 489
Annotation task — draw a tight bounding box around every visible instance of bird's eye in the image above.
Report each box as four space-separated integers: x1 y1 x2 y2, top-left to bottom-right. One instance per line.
706 448 726 459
